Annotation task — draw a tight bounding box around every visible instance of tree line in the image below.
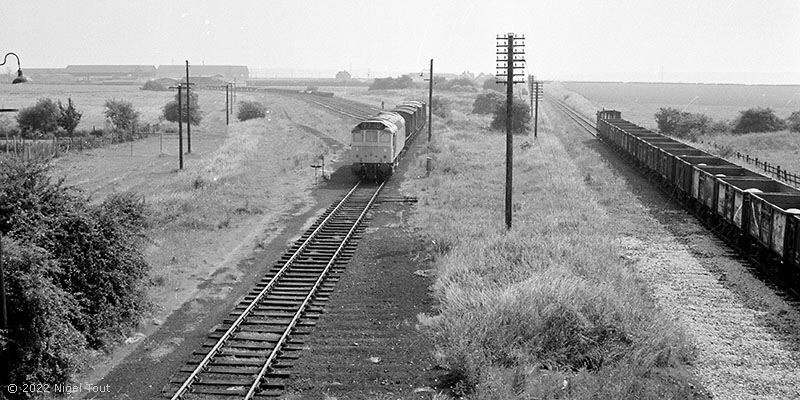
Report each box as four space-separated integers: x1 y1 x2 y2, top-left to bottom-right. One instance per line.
655 107 800 139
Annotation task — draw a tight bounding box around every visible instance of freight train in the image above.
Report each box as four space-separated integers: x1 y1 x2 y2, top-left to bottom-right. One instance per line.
596 110 800 272
350 101 427 181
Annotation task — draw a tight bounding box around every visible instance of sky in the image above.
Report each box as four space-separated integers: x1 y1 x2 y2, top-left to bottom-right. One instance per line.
3 0 800 84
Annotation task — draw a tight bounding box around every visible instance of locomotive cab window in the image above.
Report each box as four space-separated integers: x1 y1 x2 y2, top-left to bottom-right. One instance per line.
379 132 391 142
366 131 378 142
352 132 363 142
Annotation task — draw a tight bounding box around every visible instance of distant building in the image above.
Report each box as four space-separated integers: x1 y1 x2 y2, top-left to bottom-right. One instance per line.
65 65 157 81
156 65 249 81
335 70 351 80
22 68 73 83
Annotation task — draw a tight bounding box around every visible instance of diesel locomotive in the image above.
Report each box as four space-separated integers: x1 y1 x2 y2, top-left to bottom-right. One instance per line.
350 101 427 181
596 110 800 272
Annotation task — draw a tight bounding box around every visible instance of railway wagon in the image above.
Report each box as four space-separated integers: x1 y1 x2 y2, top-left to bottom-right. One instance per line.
596 110 800 272
350 101 426 181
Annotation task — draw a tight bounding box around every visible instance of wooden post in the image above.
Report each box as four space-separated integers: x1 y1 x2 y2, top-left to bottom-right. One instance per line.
505 34 514 230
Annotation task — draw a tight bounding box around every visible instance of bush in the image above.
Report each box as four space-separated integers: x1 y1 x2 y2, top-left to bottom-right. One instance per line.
141 80 167 91
654 107 680 135
788 110 800 133
0 115 18 138
438 77 478 92
483 77 505 93
491 100 531 134
16 98 60 137
1 241 87 389
369 75 415 91
472 92 504 114
57 98 82 136
163 91 202 125
732 107 786 134
654 107 712 139
104 99 140 133
237 100 267 121
0 159 150 387
431 96 451 119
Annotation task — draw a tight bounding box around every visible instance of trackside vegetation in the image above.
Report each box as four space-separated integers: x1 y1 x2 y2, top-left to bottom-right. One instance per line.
404 101 700 398
0 158 149 392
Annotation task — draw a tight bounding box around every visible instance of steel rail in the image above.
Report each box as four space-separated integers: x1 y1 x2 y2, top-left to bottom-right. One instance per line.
547 95 597 136
304 98 368 119
244 181 386 399
169 182 363 400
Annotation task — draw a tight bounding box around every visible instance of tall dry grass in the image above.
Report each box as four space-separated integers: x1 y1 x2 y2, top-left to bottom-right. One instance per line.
693 130 800 176
401 92 698 398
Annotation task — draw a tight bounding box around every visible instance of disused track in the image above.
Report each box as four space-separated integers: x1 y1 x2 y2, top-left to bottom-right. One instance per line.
299 95 379 120
546 95 597 135
165 181 385 399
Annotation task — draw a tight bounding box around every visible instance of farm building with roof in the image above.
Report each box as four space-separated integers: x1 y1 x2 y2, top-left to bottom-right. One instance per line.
65 65 157 81
156 65 249 81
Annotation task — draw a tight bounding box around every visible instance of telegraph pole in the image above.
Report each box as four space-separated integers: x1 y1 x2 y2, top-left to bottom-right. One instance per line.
421 59 434 142
169 85 184 169
185 60 191 153
533 80 542 138
225 84 230 125
496 33 526 230
529 75 534 116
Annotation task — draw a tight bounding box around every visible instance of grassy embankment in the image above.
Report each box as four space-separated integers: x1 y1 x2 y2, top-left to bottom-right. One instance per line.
400 90 699 398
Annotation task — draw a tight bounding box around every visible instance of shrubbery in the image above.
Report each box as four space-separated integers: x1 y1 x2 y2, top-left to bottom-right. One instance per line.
16 98 60 137
472 92 504 114
732 107 786 134
654 107 716 139
482 76 505 93
163 91 203 125
0 159 149 389
141 80 168 91
437 77 477 92
237 100 267 121
431 96 451 119
57 98 82 135
491 100 531 134
368 75 415 91
16 98 84 138
788 110 800 133
104 99 140 133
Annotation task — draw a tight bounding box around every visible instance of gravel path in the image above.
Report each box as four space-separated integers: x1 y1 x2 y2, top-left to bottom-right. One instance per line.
546 99 800 400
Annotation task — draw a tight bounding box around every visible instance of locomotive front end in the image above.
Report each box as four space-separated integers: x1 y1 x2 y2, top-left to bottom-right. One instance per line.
350 119 398 181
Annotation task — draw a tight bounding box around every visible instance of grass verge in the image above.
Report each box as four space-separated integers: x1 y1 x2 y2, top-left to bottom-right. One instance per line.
400 92 700 398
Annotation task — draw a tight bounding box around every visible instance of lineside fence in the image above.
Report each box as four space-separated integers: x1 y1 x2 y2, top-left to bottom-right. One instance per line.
0 125 161 161
700 139 800 187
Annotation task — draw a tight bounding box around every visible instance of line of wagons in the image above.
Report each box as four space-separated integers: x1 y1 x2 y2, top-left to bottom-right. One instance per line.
597 110 800 273
350 101 427 181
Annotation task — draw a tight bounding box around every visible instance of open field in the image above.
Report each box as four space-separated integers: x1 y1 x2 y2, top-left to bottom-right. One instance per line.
0 83 176 131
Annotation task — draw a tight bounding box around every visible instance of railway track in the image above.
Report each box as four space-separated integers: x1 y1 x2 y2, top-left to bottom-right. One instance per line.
165 181 385 399
299 95 379 120
546 95 597 135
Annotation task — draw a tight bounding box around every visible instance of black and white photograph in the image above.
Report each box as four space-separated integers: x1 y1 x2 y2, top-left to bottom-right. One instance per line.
1 1 799 399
